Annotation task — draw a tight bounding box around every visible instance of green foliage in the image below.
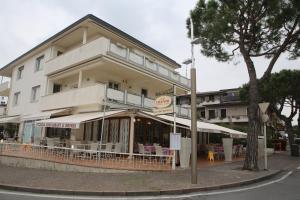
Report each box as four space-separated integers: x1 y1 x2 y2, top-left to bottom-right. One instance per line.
188 0 300 62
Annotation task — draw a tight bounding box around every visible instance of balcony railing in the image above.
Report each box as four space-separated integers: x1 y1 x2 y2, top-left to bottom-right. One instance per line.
44 37 110 75
208 115 248 123
108 42 191 89
106 88 191 118
40 84 106 111
0 81 10 96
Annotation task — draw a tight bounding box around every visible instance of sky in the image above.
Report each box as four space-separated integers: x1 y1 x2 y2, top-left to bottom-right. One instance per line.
1 0 299 92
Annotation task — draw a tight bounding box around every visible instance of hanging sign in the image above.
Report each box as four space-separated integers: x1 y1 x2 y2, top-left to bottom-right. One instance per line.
153 95 174 115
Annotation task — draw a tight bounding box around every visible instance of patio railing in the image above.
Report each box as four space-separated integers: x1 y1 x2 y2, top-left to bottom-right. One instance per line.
0 143 173 171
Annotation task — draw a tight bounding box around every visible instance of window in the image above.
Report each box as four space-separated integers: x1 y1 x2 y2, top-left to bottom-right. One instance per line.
209 95 215 102
35 55 44 71
57 51 63 56
208 110 216 120
221 109 227 119
141 88 148 97
13 92 20 106
53 84 61 93
200 110 206 118
17 66 24 80
108 81 120 90
31 85 40 102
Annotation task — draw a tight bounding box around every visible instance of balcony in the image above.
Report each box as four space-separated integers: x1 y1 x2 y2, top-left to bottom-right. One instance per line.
40 84 106 111
198 99 221 107
0 82 10 96
107 42 191 89
209 115 248 123
44 36 190 90
106 88 190 118
44 37 110 75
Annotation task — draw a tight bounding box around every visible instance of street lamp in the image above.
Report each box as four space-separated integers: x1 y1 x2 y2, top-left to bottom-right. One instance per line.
182 59 192 78
190 17 198 184
259 102 270 170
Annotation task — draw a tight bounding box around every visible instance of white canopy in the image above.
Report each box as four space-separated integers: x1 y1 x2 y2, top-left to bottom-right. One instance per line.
35 110 124 129
21 109 70 121
0 116 20 124
152 114 247 138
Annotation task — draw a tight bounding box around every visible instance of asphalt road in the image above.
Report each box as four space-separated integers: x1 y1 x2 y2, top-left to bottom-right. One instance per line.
0 169 299 200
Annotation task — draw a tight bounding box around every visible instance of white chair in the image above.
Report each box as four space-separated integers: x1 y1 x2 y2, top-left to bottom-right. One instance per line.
105 143 113 152
155 145 163 156
114 143 122 153
138 143 145 154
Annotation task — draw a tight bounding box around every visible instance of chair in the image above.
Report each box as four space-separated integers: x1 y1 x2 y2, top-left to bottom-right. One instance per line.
87 142 98 159
208 151 214 162
155 145 163 156
138 143 145 154
114 143 122 153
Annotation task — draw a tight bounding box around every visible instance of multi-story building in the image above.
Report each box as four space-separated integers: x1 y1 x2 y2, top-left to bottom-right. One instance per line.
0 14 191 151
177 88 248 131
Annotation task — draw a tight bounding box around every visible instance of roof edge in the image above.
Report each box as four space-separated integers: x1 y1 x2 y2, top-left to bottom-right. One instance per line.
0 14 180 73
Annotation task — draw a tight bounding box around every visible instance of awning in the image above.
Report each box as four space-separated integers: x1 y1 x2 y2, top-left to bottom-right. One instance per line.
21 109 71 121
0 116 20 124
35 110 124 129
150 114 247 138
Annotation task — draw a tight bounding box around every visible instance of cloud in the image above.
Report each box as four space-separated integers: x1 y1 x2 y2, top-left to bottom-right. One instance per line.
0 0 299 93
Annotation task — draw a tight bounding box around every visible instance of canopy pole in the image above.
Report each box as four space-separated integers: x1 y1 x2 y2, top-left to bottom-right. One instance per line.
172 84 176 170
99 84 107 151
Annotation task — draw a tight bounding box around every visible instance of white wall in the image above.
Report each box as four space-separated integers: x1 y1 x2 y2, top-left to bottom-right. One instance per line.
8 48 51 116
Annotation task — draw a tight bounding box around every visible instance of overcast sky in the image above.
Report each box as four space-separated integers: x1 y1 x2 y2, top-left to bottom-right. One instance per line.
1 0 299 93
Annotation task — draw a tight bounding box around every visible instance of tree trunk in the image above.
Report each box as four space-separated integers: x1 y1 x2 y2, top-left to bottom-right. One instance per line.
243 77 261 171
241 52 261 171
285 120 294 155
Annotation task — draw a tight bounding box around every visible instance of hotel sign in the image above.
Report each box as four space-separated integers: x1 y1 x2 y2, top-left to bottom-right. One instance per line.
153 95 174 115
35 122 79 129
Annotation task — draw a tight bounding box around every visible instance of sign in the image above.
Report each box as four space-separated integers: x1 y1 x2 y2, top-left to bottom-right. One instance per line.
35 122 79 129
170 132 181 150
153 95 174 115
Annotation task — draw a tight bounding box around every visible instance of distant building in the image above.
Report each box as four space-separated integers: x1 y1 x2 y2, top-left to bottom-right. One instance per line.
177 88 249 131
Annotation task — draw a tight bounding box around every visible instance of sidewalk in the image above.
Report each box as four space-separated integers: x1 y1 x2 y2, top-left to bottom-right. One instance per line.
0 152 298 196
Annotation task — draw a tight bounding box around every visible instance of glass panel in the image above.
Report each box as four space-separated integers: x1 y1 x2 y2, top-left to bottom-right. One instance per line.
119 119 129 152
129 51 144 65
110 43 127 57
145 58 157 71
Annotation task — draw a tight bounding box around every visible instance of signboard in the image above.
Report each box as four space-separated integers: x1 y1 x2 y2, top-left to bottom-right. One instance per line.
153 95 174 115
35 122 79 129
170 132 181 150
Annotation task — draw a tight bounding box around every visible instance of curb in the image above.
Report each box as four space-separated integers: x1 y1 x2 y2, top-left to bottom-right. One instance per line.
0 170 283 197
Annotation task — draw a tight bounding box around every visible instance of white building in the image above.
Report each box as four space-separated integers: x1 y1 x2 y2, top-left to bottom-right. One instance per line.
0 14 191 151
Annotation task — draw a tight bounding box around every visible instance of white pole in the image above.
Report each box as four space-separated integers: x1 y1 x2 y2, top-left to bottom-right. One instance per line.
99 84 107 151
264 122 268 170
172 84 177 170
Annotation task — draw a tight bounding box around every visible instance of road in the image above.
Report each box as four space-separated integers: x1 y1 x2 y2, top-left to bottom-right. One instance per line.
0 168 299 200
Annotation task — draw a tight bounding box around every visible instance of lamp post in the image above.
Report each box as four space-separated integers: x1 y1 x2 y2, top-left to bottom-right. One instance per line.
190 17 198 184
259 102 270 170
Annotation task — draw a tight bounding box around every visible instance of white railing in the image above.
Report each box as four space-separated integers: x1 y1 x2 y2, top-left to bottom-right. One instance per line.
108 42 191 88
40 84 106 111
45 37 110 75
106 88 154 108
0 81 10 96
0 143 173 171
127 93 142 106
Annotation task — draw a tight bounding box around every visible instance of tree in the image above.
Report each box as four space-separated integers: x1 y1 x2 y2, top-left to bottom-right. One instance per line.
260 70 300 148
241 70 300 151
188 0 300 170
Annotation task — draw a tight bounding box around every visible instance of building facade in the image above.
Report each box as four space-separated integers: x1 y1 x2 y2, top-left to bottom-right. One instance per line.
0 15 191 152
177 88 249 132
